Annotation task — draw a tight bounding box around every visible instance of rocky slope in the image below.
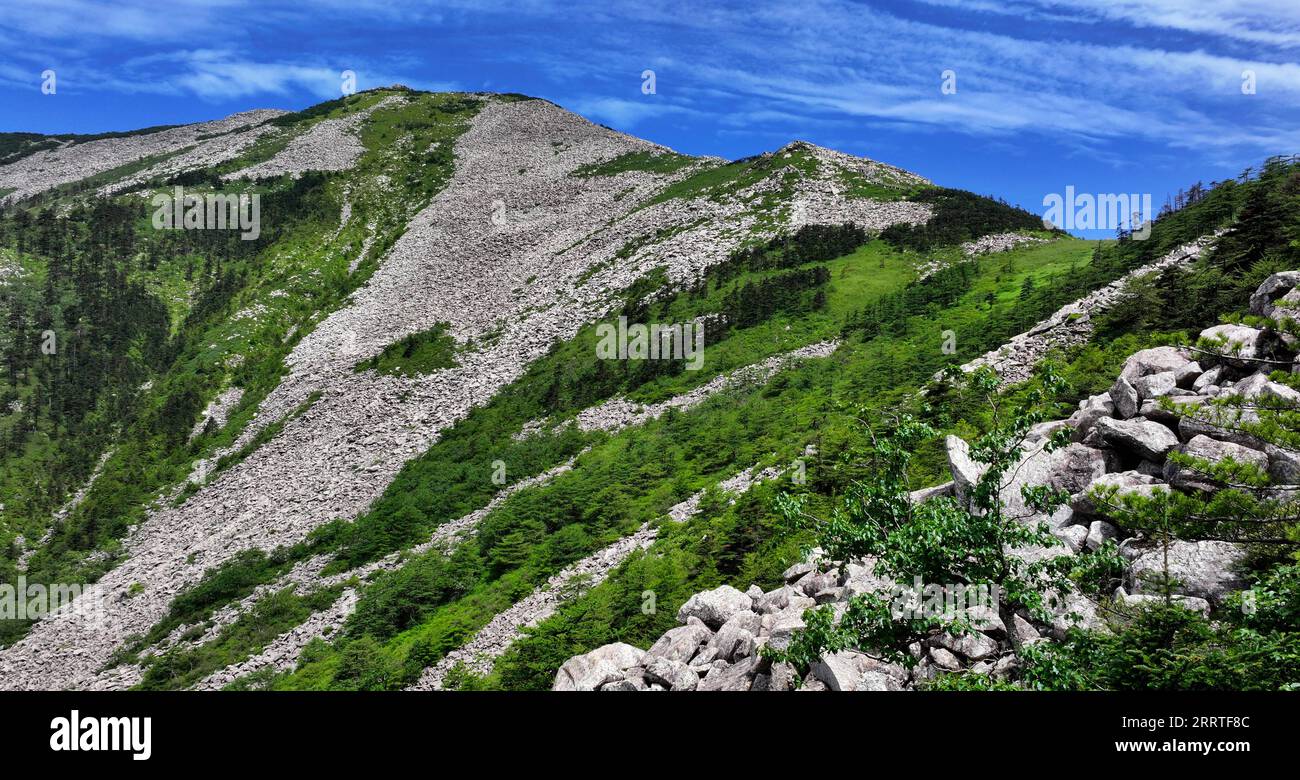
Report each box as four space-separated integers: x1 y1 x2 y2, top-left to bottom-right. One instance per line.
551 268 1300 691
0 91 943 690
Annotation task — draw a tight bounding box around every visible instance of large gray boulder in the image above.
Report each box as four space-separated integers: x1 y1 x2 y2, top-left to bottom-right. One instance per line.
1109 376 1140 419
1069 393 1116 441
1174 361 1203 388
1115 588 1211 618
710 611 761 662
1230 373 1300 405
946 434 985 508
764 605 809 652
1178 409 1262 447
909 481 954 504
1120 346 1192 382
676 585 754 629
811 650 906 691
1046 591 1108 640
1071 470 1162 517
1128 540 1247 602
1093 416 1179 462
931 631 999 661
1164 434 1268 492
698 655 764 691
754 585 815 615
1199 324 1265 366
1249 271 1300 320
553 642 647 691
1133 371 1177 401
648 622 714 663
643 656 698 691
1140 395 1206 426
1264 443 1300 483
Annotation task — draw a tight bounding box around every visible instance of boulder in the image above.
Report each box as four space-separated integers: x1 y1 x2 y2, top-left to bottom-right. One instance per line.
932 631 999 661
858 671 902 691
1198 324 1265 366
1134 371 1177 401
1140 395 1204 426
698 655 764 691
1093 416 1179 462
1071 471 1162 516
811 651 873 691
796 570 838 597
964 604 1006 635
1047 592 1108 640
765 605 809 652
909 481 954 504
1109 376 1140 419
767 661 798 692
1249 271 1300 319
1231 373 1300 405
1115 588 1211 618
643 656 698 691
1012 614 1041 645
676 585 753 628
648 623 713 663
841 560 895 598
1192 365 1224 392
553 642 647 691
1264 443 1300 483
782 561 814 583
1164 434 1268 492
1128 541 1247 602
929 647 962 671
1174 361 1203 388
1178 410 1262 447
1069 394 1116 441
710 614 759 662
754 585 814 615
946 435 985 508
1121 346 1192 382
1054 524 1089 552
1085 520 1118 550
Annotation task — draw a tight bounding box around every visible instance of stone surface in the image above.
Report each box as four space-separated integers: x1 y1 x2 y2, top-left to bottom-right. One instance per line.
553 643 647 691
1128 541 1247 602
1093 417 1179 462
677 585 754 629
1164 434 1268 492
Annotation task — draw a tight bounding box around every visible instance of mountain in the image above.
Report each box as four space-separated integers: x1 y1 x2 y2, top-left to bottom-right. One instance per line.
0 87 1295 691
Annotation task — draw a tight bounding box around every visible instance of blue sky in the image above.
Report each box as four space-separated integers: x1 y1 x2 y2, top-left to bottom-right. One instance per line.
2 0 1299 235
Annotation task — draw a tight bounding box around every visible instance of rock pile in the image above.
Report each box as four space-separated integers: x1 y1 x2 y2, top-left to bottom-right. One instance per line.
553 270 1300 691
961 232 1046 256
0 110 285 204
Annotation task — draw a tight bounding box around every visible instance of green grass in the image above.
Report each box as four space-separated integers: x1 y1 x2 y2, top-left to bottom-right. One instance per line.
353 323 458 377
572 150 696 178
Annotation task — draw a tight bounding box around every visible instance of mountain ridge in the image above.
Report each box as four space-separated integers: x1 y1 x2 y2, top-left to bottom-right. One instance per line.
2 87 1291 692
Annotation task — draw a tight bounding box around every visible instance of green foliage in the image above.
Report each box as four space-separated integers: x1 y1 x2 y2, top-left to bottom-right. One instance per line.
135 584 344 691
571 150 694 178
880 188 1053 251
353 323 458 377
767 367 1082 675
